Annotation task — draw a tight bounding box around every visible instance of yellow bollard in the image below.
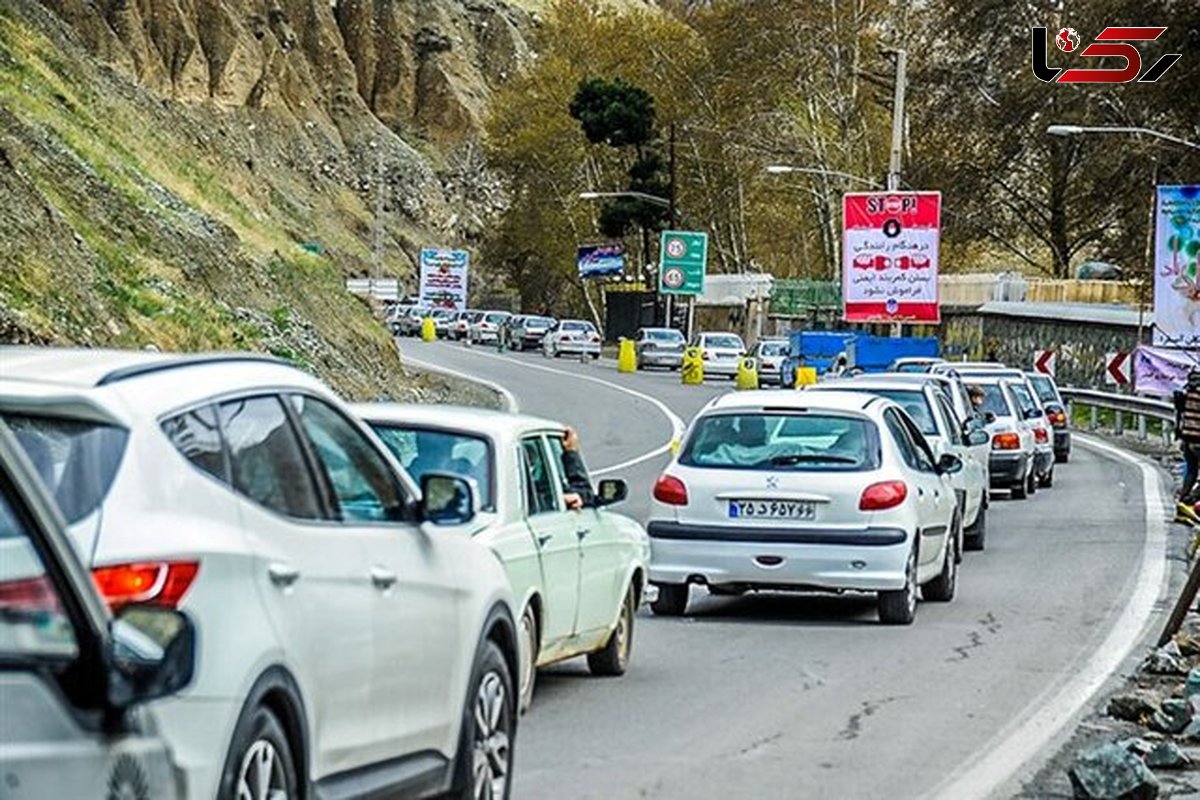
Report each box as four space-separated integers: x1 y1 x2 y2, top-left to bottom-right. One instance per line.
681 346 704 385
735 356 758 390
617 338 637 373
420 316 437 342
794 366 818 388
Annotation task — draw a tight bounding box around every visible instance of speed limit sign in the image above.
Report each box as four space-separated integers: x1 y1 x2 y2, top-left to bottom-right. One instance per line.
658 230 707 295
662 267 685 289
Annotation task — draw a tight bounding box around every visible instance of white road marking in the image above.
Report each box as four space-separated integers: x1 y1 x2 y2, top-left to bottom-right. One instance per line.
404 343 686 476
402 353 520 413
926 434 1171 800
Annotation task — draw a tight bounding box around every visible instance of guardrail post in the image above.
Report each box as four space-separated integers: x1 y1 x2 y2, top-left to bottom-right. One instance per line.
1115 410 1125 436
1138 414 1147 441
1090 405 1098 432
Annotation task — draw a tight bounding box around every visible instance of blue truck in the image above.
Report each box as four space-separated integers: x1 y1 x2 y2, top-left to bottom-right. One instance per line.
780 331 940 386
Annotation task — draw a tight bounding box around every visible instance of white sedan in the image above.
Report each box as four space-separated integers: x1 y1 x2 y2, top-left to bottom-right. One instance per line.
647 390 963 625
543 319 602 359
356 403 651 711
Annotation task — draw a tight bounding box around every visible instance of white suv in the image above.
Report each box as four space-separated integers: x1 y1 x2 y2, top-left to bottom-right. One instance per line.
0 348 520 800
648 390 963 625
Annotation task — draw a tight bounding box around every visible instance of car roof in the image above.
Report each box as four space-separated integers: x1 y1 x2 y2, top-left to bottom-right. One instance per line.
812 378 934 395
893 356 943 363
702 389 887 415
352 403 564 438
870 373 954 386
0 347 287 389
934 361 1008 371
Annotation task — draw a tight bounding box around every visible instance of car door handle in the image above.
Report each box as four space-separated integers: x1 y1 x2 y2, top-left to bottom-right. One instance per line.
268 563 300 588
537 534 552 548
577 528 590 541
370 567 398 591
917 487 925 497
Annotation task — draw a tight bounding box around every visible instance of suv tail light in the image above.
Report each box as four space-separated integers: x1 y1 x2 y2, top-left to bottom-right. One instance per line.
1047 409 1067 427
92 561 199 610
859 481 908 511
653 474 689 506
1033 427 1049 444
992 432 1021 450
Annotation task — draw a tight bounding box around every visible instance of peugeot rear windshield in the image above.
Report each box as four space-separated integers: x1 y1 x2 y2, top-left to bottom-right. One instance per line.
646 329 684 342
1028 374 1060 405
758 342 788 356
678 413 879 472
976 384 1013 418
703 335 743 349
3 413 129 525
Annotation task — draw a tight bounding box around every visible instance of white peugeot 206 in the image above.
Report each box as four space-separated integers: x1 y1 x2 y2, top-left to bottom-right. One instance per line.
647 390 964 625
0 348 521 800
354 404 651 713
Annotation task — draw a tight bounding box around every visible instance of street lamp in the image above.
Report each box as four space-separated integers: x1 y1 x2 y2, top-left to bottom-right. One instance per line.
1046 124 1200 151
578 190 672 208
765 165 883 188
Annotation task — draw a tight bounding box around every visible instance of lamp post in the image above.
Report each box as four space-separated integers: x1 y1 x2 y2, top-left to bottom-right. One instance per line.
764 165 883 188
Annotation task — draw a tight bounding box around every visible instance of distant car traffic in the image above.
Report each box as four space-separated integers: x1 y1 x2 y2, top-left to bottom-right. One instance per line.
647 389 963 624
752 338 789 387
396 306 427 337
357 404 651 712
430 307 458 338
508 315 556 351
693 332 746 379
0 349 520 800
1026 371 1071 463
634 328 686 370
0 421 197 800
970 375 1040 498
543 320 602 359
809 375 991 550
451 309 477 340
471 310 512 345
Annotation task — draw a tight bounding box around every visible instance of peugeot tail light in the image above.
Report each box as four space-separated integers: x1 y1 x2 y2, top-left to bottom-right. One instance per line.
859 481 908 511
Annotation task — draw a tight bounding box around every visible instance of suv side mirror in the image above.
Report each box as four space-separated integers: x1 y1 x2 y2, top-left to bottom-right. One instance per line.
107 605 196 708
419 473 477 525
936 453 964 475
596 478 628 506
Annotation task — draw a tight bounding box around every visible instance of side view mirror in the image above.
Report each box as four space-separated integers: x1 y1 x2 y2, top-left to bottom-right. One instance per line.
419 472 477 526
596 478 628 506
966 428 990 447
107 605 196 708
936 453 964 475
1024 407 1043 420
983 411 997 424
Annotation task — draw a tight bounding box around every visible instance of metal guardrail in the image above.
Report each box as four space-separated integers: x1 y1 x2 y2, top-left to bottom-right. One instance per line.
1060 386 1175 443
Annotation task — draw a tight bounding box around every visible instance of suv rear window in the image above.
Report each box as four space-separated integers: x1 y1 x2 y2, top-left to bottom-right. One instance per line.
4 414 128 525
679 413 879 471
1028 375 1060 405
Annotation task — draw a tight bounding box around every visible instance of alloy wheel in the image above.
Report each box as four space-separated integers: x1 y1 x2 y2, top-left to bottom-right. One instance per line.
519 609 537 705
236 740 287 800
472 671 511 800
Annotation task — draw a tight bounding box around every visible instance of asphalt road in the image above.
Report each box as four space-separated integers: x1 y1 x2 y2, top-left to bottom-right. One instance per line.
404 339 1165 799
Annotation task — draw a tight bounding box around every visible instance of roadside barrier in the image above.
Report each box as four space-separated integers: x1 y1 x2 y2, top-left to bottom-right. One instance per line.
420 317 436 342
617 339 637 374
1060 387 1174 444
794 366 818 387
681 347 704 385
735 357 758 390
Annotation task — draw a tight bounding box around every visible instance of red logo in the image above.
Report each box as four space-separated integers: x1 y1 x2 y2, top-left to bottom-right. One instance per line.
1032 26 1181 83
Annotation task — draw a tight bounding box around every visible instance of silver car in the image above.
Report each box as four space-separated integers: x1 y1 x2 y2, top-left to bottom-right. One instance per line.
0 422 197 799
753 339 790 387
634 328 686 370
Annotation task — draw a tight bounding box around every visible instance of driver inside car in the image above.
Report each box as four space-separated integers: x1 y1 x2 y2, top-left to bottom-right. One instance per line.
560 426 595 510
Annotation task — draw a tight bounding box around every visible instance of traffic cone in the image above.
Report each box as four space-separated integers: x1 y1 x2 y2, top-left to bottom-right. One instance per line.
617 339 637 374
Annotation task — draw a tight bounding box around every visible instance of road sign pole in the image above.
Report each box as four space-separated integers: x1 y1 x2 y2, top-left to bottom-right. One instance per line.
687 296 696 342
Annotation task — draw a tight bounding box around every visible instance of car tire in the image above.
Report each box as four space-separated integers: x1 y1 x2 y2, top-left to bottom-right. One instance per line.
1011 476 1027 500
588 584 636 677
964 502 987 551
1026 469 1038 496
219 706 297 800
449 640 515 800
1040 465 1054 489
650 583 688 616
878 544 917 625
1056 450 1070 464
517 605 538 714
923 516 959 603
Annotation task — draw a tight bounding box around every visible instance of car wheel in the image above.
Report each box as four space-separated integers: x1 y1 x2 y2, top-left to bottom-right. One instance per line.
650 583 688 616
878 544 917 625
964 502 987 551
588 584 636 677
1026 468 1038 496
1011 476 1027 499
451 640 514 800
219 706 297 800
1040 465 1054 489
1056 450 1070 464
924 515 959 603
517 605 538 714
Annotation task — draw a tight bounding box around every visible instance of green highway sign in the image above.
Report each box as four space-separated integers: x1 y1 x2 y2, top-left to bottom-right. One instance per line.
658 230 708 296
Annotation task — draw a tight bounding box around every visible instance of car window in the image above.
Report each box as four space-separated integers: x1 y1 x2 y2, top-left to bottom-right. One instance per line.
884 409 936 473
485 313 508 324
289 396 407 523
704 335 743 349
520 437 561 515
219 396 324 520
4 414 129 526
862 389 937 436
544 435 580 496
679 413 879 471
1009 383 1041 416
0 484 79 659
647 329 683 342
933 394 964 445
162 405 227 483
563 321 591 332
371 425 493 511
1029 375 1059 405
977 384 1012 418
758 342 788 356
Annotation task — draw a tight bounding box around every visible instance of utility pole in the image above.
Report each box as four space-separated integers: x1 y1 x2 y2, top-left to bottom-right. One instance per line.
886 49 907 337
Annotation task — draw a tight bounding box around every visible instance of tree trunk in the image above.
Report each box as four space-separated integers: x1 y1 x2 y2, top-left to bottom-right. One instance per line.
1048 144 1071 278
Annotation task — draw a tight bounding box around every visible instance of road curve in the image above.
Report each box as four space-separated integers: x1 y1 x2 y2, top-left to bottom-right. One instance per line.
404 340 1170 799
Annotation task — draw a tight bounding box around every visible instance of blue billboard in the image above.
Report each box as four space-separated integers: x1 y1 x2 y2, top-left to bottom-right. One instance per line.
577 243 625 278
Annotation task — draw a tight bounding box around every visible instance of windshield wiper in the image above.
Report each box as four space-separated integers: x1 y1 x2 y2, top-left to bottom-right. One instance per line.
768 453 859 466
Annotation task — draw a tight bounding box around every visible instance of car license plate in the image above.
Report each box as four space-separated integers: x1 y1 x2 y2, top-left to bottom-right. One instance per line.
728 500 816 520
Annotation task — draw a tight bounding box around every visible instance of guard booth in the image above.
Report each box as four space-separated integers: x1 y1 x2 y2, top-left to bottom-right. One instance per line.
604 285 657 343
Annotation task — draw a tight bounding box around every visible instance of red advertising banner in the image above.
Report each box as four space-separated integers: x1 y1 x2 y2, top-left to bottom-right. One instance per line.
843 192 942 324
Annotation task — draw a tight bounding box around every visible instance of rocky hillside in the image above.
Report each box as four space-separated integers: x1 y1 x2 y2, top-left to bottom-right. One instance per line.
0 0 534 399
